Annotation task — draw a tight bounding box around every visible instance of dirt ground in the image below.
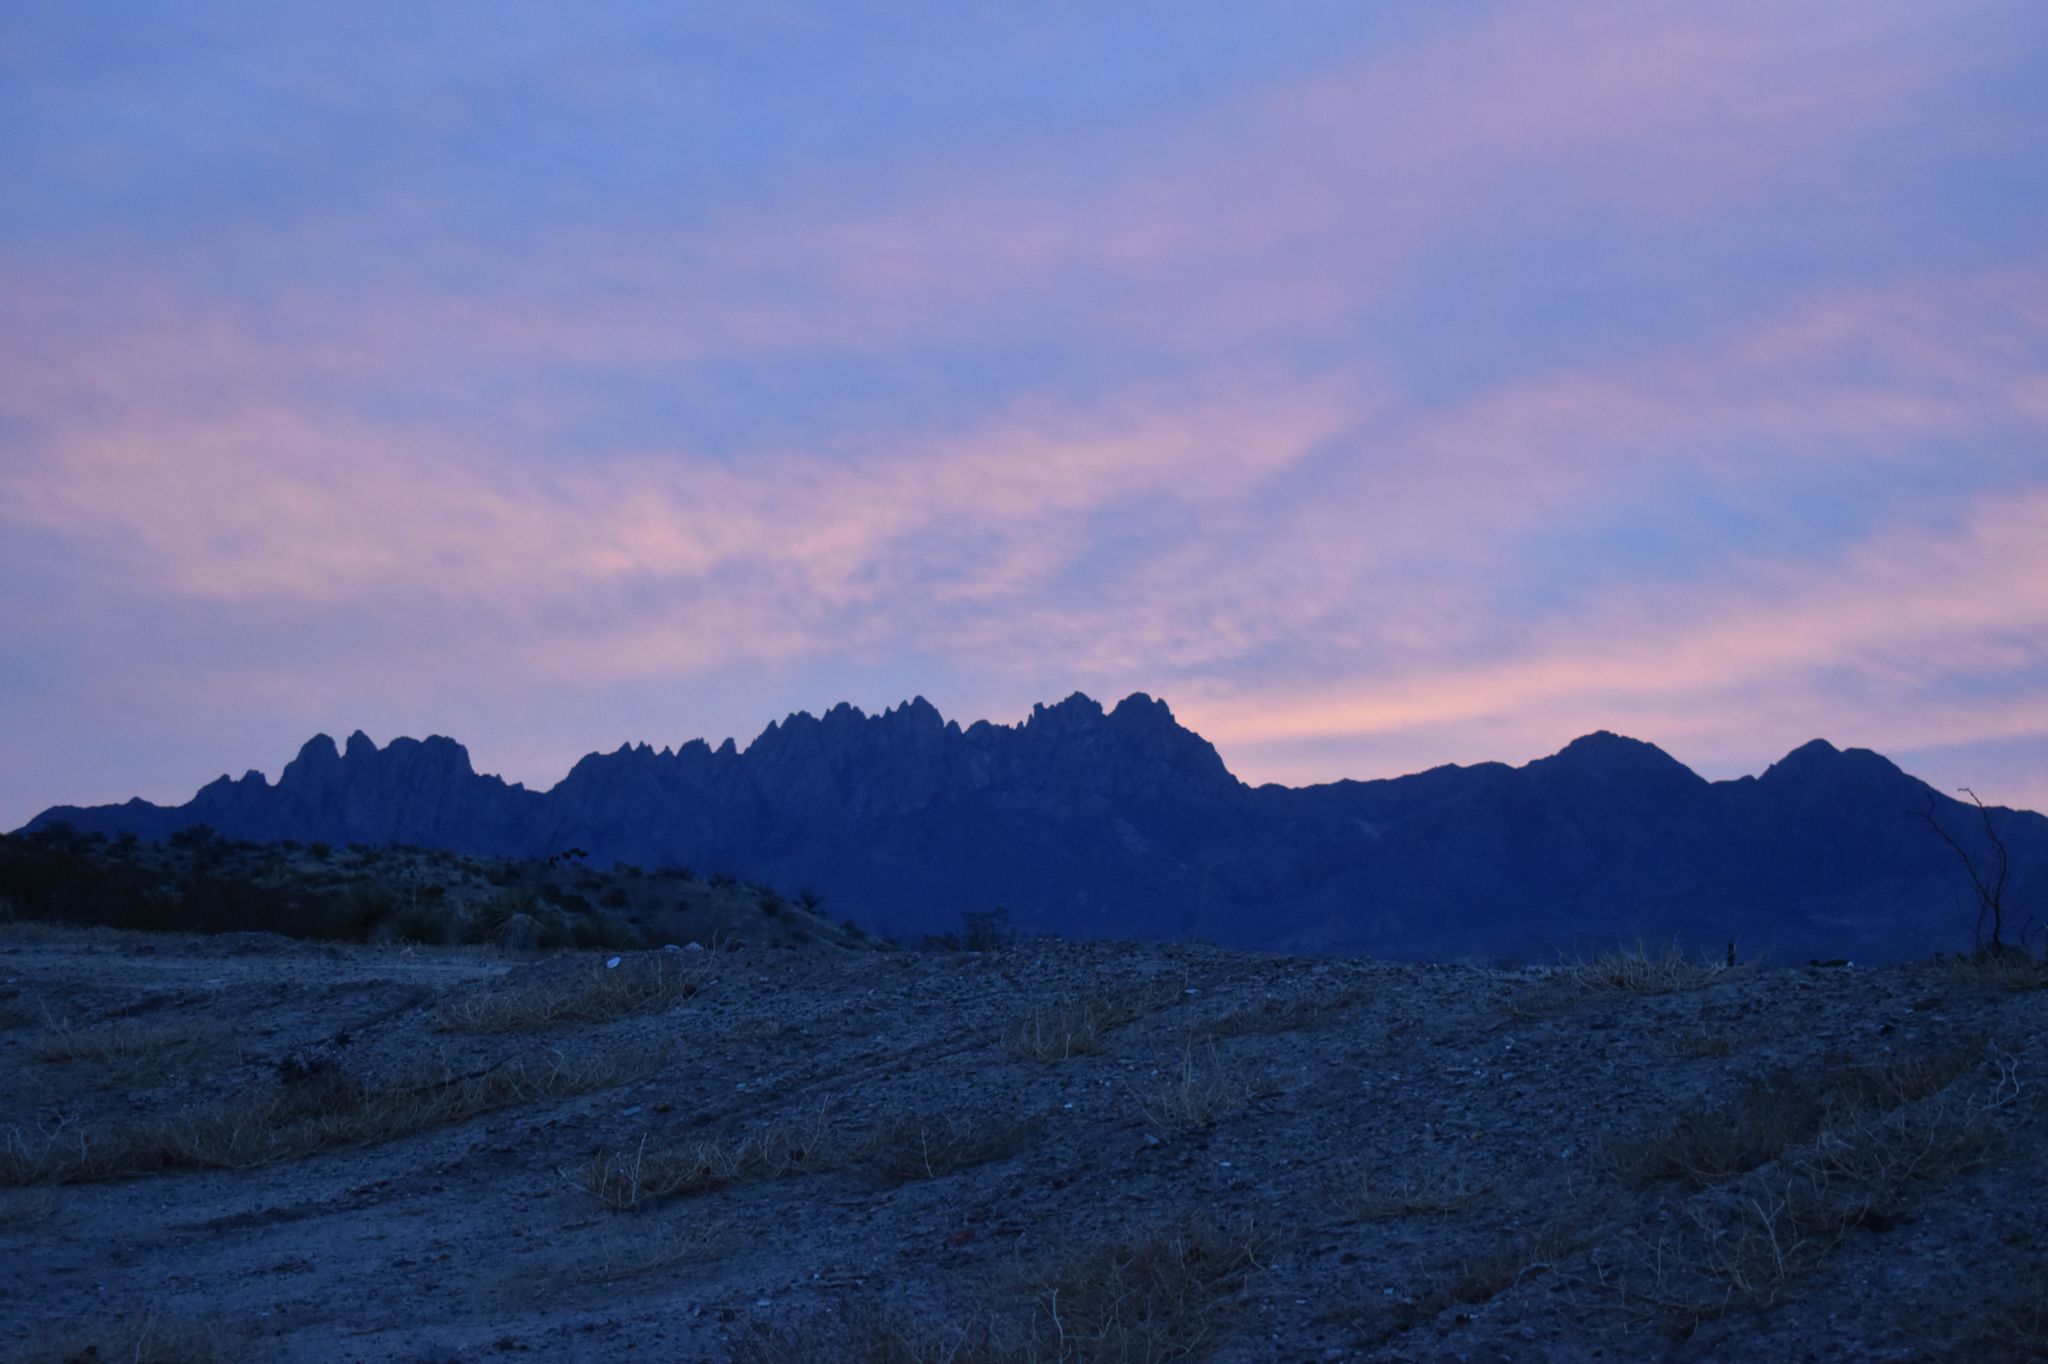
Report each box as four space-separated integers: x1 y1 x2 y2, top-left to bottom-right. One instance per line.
2 924 2044 1363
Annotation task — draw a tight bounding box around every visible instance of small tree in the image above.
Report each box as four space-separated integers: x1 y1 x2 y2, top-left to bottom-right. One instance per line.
1914 788 2019 955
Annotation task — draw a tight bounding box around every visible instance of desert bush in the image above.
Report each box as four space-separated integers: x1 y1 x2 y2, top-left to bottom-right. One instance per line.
387 900 450 945
2 1045 657 1184
435 953 702 1032
569 913 640 952
923 907 1016 952
1008 981 1184 1062
543 886 595 916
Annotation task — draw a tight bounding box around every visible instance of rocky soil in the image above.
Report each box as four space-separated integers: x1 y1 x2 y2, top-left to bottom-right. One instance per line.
1 924 2044 1362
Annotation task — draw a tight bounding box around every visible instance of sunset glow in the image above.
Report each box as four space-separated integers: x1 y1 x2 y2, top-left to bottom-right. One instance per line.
4 1 2046 821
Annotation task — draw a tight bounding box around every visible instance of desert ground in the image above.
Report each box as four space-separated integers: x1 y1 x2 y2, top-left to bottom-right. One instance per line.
2 922 2045 1363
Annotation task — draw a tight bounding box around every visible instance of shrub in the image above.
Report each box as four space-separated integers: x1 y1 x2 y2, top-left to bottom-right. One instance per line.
570 913 639 952
387 902 448 945
924 908 1016 952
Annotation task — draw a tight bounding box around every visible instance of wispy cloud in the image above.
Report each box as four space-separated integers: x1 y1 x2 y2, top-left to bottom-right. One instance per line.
3 0 2046 822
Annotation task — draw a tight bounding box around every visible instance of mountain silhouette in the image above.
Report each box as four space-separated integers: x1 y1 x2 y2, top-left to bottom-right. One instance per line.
21 694 2045 961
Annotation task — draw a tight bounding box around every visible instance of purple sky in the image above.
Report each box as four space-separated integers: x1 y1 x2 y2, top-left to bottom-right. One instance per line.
5 2 2048 827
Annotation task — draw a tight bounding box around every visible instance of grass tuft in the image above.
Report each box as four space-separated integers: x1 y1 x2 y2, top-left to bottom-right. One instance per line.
1007 981 1184 1062
1565 942 1732 995
436 953 703 1032
1134 1045 1266 1136
858 1111 1041 1185
583 1108 837 1211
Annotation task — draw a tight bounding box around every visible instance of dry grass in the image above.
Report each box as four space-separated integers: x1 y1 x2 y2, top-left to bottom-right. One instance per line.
2 1044 658 1185
1190 986 1369 1040
12 1306 254 1363
435 953 703 1032
1662 1098 1996 1318
1956 1257 2048 1360
1609 1068 1833 1188
1610 1039 1986 1189
35 1018 227 1069
1007 981 1184 1062
0 995 35 1031
859 1111 1042 1184
1416 1217 1582 1316
736 1212 1273 1363
1566 942 1732 995
1325 1215 1586 1345
1001 1213 1273 1361
583 1108 838 1210
1938 949 2048 993
1601 1067 2005 1321
1505 943 1734 1020
1134 1046 1265 1136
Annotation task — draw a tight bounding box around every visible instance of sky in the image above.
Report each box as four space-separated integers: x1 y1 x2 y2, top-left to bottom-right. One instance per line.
3 1 2047 828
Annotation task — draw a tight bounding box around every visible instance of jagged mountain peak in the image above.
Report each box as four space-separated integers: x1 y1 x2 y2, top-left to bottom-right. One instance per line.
1761 737 1907 787
19 695 2046 963
1529 730 1702 786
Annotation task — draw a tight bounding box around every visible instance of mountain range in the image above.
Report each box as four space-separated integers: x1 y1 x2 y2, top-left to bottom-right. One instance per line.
20 693 2046 962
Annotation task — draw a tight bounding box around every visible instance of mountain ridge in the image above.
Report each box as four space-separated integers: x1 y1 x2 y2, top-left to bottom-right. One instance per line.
21 693 2047 962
